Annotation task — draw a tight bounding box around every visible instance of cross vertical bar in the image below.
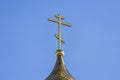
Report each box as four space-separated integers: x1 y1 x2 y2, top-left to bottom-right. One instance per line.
58 15 62 49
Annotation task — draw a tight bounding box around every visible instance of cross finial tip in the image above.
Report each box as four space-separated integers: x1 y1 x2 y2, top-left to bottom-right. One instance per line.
55 14 64 20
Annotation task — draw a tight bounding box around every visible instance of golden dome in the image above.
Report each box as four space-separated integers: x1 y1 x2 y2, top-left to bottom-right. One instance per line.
45 50 75 80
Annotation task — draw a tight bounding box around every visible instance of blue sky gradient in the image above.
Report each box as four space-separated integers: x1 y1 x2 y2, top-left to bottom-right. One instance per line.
0 0 120 80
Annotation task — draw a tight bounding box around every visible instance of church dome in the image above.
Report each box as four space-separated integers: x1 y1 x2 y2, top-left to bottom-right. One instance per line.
45 50 75 80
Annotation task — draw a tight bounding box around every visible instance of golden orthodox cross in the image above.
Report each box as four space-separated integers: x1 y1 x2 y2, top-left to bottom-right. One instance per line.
48 14 72 50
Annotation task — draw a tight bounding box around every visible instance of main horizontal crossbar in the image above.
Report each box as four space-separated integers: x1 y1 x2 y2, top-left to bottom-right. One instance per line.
48 18 72 27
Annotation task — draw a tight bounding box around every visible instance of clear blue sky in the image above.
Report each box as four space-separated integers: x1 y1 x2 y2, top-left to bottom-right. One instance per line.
0 0 120 80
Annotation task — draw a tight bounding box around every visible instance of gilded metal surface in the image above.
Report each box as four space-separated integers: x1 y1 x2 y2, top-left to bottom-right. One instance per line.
48 14 72 50
45 55 75 80
56 49 64 57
